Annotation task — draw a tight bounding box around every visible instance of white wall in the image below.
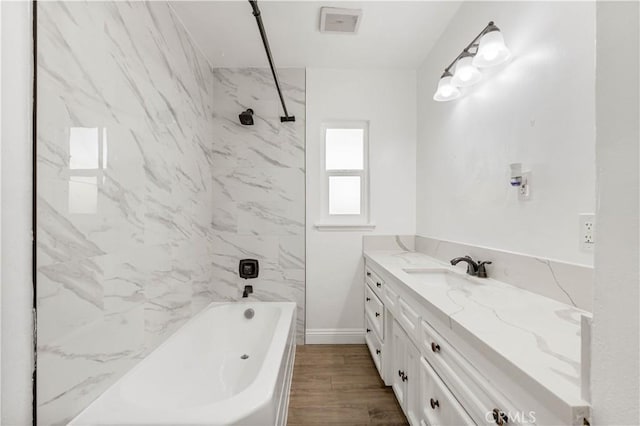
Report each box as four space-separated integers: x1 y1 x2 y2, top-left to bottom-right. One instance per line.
416 2 596 266
0 2 3 419
306 69 416 342
591 2 639 424
1 1 34 424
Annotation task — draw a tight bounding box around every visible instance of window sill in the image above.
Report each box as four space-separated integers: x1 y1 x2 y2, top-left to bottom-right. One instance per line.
314 223 376 232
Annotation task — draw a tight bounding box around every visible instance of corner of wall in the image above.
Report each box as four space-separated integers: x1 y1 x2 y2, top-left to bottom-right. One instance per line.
592 2 640 424
1 0 35 424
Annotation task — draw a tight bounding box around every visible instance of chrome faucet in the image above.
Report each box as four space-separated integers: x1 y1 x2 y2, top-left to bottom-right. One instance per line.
450 256 492 278
242 285 253 298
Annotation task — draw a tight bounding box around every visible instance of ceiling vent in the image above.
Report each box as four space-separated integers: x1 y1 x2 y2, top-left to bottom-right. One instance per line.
320 7 362 34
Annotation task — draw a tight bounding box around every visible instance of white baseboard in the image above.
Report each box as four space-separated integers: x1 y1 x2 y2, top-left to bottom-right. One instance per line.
305 328 365 344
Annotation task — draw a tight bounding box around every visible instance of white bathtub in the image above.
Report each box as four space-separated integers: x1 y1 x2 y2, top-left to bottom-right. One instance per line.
69 302 297 425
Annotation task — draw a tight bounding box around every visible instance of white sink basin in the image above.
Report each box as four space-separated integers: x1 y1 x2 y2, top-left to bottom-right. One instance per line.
401 268 476 287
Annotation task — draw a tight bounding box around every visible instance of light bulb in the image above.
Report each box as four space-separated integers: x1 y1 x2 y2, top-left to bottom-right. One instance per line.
433 74 461 102
451 54 482 87
483 48 499 61
473 28 511 68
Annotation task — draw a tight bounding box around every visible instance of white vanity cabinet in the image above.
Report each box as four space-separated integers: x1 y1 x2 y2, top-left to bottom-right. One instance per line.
364 260 506 426
364 254 591 426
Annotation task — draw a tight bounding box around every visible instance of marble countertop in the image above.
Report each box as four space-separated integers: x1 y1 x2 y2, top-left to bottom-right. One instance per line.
364 249 591 413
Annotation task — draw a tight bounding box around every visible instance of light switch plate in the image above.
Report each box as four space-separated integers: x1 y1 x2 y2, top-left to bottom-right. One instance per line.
579 214 595 251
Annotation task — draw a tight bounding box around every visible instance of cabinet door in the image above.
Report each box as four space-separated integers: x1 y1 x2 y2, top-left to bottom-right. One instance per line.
391 319 407 409
405 340 422 426
419 358 475 426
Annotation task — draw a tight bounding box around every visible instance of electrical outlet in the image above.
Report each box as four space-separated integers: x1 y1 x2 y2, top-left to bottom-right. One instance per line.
579 214 596 251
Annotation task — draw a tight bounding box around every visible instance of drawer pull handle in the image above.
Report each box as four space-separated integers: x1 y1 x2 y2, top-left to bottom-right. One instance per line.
492 409 508 425
376 282 382 288
375 312 380 317
398 370 407 381
366 328 371 333
375 349 381 355
366 271 371 277
431 342 441 353
430 398 439 409
366 297 371 302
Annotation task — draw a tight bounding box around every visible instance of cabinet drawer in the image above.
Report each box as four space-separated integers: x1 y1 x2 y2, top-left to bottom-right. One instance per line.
399 298 420 340
365 266 385 298
420 320 524 426
365 316 383 376
365 285 384 340
419 357 475 426
420 319 450 373
383 283 399 316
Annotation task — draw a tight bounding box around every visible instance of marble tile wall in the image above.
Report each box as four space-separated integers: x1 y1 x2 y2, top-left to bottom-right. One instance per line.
210 68 306 343
36 2 216 424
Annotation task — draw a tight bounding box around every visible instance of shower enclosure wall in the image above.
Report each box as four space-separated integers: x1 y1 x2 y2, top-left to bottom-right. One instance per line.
35 2 305 424
210 67 306 344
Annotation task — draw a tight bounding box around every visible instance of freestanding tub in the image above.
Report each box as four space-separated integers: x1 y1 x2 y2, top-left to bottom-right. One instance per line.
69 302 297 425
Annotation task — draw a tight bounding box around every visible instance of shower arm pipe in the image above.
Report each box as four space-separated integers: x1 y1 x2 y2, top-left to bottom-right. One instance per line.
441 21 496 76
248 0 295 122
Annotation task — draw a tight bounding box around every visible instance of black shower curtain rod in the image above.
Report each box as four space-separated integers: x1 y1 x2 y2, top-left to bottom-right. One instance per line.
248 0 295 123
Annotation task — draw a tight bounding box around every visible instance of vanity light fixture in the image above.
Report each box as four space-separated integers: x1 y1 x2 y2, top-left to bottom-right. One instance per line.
433 21 511 102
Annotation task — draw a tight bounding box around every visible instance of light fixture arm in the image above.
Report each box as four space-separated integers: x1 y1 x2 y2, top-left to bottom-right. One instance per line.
442 21 499 75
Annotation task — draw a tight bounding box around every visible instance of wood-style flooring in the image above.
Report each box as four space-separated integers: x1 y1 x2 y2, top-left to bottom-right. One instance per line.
287 344 408 425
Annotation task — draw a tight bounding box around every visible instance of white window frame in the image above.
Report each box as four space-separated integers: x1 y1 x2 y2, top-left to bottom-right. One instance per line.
316 121 374 231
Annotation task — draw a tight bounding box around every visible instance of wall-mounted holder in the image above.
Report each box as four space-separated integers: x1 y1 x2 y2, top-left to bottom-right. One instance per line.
510 163 523 186
510 163 531 201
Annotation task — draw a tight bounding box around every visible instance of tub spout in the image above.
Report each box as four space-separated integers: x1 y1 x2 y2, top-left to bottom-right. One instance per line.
242 285 253 298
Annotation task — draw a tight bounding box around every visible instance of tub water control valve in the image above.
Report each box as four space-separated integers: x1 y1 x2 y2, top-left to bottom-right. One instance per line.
239 259 259 279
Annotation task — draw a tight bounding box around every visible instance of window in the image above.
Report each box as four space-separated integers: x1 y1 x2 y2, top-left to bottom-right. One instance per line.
318 122 372 229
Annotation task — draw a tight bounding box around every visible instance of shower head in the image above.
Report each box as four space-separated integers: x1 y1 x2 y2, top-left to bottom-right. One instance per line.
239 108 254 125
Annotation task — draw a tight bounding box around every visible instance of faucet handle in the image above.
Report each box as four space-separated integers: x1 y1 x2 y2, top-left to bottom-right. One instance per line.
477 261 492 278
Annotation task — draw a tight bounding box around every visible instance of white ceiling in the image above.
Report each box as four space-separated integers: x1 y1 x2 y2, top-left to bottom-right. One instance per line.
170 1 462 69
